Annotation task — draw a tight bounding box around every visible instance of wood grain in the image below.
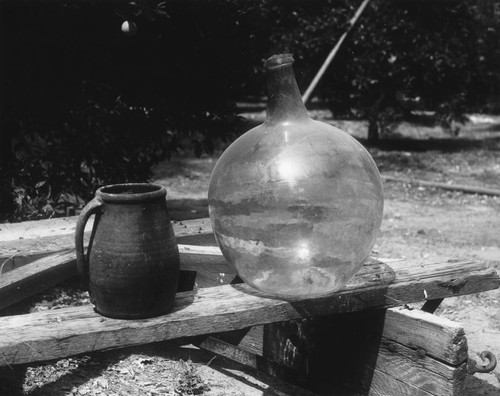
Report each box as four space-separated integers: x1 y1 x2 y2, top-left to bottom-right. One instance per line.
211 307 467 367
0 245 234 311
1 243 498 315
201 308 467 396
373 339 467 396
0 217 213 272
383 308 467 365
0 216 497 396
367 369 435 396
0 256 496 367
0 250 77 310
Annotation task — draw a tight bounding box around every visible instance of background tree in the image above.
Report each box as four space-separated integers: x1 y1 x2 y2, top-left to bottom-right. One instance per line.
1 0 499 221
263 0 500 140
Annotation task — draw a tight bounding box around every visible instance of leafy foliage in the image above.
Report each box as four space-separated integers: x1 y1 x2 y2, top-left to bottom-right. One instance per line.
259 0 500 138
0 1 255 221
175 359 210 395
1 0 499 221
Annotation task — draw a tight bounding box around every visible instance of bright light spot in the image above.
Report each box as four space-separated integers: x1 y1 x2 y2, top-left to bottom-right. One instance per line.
277 157 303 186
296 241 310 261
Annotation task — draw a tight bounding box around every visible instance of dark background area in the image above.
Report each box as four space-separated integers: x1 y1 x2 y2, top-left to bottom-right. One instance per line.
1 0 499 222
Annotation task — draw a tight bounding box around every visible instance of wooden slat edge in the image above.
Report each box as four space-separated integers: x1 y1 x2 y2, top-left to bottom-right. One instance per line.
367 368 436 396
0 217 210 243
0 246 234 311
201 316 467 396
384 307 468 365
375 338 467 395
0 217 213 271
0 275 482 367
217 308 468 368
1 249 499 322
0 251 77 311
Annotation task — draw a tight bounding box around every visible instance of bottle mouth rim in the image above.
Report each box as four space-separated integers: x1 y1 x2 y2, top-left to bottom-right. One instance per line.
264 54 294 69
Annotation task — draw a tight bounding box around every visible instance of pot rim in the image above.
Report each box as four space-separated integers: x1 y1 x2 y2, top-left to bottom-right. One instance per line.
96 183 166 203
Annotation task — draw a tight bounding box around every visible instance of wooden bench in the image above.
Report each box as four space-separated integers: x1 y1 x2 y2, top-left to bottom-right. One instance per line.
1 216 499 395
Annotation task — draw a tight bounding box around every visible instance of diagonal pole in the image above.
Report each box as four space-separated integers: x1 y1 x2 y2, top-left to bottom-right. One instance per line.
302 0 373 105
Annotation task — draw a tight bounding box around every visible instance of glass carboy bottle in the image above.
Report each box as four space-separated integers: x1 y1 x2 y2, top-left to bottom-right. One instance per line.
208 54 384 298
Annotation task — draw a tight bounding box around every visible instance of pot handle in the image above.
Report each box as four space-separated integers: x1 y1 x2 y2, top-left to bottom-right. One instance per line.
75 197 104 286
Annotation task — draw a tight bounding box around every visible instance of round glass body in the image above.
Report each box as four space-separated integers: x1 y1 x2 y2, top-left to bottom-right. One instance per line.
208 55 384 298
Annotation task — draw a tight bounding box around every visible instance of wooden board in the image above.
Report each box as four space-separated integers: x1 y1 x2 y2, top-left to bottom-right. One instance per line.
0 216 212 245
0 254 498 367
0 217 215 272
3 219 498 313
2 240 498 312
2 215 499 306
209 307 467 367
0 245 232 311
1 216 499 395
199 307 468 396
0 250 77 310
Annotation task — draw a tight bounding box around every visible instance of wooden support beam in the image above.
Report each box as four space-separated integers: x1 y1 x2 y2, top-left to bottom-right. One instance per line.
0 256 498 367
382 307 467 365
0 250 77 310
2 213 497 309
0 217 215 272
1 239 499 312
0 245 233 311
200 307 468 396
2 216 499 314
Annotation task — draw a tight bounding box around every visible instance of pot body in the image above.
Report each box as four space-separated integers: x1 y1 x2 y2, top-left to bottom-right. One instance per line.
208 118 384 298
75 183 180 318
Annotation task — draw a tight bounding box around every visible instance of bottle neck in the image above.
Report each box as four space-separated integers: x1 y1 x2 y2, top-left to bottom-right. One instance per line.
265 62 309 124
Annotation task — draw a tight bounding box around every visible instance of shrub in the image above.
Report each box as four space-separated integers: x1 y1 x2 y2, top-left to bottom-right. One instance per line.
1 0 499 221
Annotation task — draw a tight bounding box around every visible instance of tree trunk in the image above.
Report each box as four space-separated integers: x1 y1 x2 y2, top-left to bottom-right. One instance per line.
367 92 385 142
367 116 379 142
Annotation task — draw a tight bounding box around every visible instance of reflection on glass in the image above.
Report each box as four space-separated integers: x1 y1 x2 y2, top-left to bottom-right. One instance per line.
277 156 304 187
296 241 310 261
208 54 384 299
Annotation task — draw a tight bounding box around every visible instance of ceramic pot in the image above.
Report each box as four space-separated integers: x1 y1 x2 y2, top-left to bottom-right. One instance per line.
75 183 179 318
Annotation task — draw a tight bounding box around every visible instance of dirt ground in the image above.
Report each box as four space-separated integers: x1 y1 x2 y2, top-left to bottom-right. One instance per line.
2 114 500 395
154 113 500 393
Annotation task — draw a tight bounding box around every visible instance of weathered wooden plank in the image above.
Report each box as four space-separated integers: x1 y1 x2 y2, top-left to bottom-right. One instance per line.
1 240 499 311
344 342 467 396
367 369 435 396
197 335 309 390
0 217 213 272
0 256 493 368
0 245 234 311
383 308 467 365
201 308 468 396
0 216 90 272
2 216 499 304
0 217 210 244
1 241 499 316
210 308 467 368
200 336 259 371
0 250 77 310
0 217 80 242
187 336 320 396
373 340 467 396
